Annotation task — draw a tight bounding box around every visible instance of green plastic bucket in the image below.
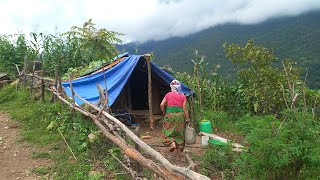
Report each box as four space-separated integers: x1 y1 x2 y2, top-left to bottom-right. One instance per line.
199 120 212 133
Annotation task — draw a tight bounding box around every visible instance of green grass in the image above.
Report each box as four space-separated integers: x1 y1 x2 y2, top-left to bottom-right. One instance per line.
32 152 52 159
0 85 126 179
33 166 50 175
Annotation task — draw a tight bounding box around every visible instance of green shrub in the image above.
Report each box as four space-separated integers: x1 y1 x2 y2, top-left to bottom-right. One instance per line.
234 112 320 179
202 110 235 132
200 144 237 179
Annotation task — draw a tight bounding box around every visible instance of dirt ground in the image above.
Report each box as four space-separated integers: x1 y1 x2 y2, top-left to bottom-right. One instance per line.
0 112 52 180
138 119 206 166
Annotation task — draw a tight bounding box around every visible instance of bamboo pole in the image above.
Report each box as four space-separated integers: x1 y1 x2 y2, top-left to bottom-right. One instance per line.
144 54 154 130
72 91 210 180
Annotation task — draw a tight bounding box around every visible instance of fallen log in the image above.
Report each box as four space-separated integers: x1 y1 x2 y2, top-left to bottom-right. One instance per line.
52 91 181 180
72 91 210 180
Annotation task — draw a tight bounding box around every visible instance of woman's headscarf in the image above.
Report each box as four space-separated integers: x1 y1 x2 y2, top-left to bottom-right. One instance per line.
170 80 181 92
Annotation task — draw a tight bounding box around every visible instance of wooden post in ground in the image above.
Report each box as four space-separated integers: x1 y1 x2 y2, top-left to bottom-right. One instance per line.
30 61 36 97
22 56 28 87
68 74 75 107
54 65 61 102
145 54 154 130
41 78 45 102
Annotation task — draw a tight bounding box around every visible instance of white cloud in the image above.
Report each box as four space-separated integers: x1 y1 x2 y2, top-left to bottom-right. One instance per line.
0 0 319 42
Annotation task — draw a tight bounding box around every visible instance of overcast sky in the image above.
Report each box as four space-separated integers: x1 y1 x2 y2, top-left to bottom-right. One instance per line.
1 0 320 42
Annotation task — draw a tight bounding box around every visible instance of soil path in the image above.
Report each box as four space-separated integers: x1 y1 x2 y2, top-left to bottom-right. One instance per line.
0 112 52 180
138 120 205 166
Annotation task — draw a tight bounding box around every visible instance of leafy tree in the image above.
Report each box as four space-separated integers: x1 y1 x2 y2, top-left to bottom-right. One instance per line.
224 39 285 114
0 34 31 77
62 19 122 66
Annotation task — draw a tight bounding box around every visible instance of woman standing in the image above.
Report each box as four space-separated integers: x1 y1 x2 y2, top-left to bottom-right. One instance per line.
160 80 190 158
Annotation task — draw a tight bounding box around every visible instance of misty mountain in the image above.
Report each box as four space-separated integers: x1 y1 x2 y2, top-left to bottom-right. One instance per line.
118 11 320 89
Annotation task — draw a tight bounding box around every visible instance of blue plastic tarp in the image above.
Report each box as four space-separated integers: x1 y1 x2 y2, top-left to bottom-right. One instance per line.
62 55 192 106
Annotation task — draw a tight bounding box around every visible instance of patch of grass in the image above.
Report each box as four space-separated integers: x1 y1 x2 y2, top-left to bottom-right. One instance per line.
32 152 52 159
33 166 50 175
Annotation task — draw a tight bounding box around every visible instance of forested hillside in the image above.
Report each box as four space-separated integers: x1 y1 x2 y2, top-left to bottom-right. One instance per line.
118 11 320 89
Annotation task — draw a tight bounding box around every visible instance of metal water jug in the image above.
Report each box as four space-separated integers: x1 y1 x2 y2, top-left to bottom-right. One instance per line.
185 124 196 144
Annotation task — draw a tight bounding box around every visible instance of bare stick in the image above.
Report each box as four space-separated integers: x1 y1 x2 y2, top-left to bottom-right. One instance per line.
282 61 294 100
96 84 108 118
279 82 289 109
109 152 137 179
15 64 21 75
58 128 77 161
302 68 308 111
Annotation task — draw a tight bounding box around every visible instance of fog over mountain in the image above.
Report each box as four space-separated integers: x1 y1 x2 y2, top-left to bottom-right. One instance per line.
1 0 320 42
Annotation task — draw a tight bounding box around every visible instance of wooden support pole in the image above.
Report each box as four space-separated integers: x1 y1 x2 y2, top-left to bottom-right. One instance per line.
41 78 45 102
30 61 36 97
71 91 210 180
96 84 106 106
54 65 60 101
144 54 154 130
22 56 28 87
68 74 75 106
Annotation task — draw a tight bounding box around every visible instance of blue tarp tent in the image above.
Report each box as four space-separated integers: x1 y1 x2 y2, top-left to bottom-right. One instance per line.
62 54 192 111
